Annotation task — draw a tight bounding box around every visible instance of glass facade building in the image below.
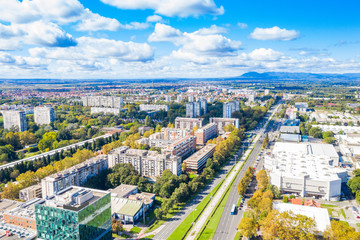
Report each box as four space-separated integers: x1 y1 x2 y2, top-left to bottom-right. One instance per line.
35 190 111 240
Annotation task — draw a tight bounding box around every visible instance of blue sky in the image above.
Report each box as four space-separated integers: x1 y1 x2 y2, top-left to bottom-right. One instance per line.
0 0 359 78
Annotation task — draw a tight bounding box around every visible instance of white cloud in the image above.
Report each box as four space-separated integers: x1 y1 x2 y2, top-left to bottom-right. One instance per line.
146 15 163 23
195 25 227 35
24 21 77 47
248 48 283 61
149 23 240 62
76 10 122 31
100 0 224 17
148 23 183 43
237 22 248 29
0 21 76 48
30 37 154 62
250 26 299 41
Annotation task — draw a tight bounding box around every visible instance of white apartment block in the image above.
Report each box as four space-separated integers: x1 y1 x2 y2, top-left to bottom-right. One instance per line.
41 155 108 197
175 117 204 131
183 144 216 172
165 135 196 160
186 101 206 117
91 107 121 115
108 146 182 176
223 100 240 118
34 106 55 125
2 110 27 132
210 117 239 133
162 128 190 140
177 95 183 103
139 104 169 112
82 96 123 108
188 96 194 102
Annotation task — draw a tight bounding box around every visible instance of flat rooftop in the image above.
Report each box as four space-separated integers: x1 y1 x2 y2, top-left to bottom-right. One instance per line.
110 184 137 198
273 142 338 159
41 186 108 211
266 152 345 181
273 202 330 232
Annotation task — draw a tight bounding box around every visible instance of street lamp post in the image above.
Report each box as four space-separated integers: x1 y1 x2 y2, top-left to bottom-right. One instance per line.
192 208 197 225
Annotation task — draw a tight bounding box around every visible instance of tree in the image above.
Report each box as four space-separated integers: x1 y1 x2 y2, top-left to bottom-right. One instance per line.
223 124 236 132
238 217 257 238
262 133 269 148
283 196 288 203
256 170 269 190
260 210 317 240
112 219 124 233
324 220 360 240
309 127 323 138
5 132 21 149
38 131 57 151
19 131 36 146
145 115 152 126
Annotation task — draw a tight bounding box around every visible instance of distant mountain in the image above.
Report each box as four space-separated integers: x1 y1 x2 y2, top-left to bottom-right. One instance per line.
238 72 360 81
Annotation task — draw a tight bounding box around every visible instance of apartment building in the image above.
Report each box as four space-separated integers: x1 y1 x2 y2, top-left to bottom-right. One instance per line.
19 184 42 201
2 110 27 132
82 95 123 108
166 135 196 160
108 147 182 176
186 101 206 117
175 117 204 130
91 107 121 115
34 106 55 125
41 155 108 197
210 117 239 133
162 127 190 140
195 123 217 145
183 144 216 172
223 100 240 118
139 104 169 112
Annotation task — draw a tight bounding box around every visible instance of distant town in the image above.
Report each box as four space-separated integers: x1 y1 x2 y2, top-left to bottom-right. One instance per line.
0 77 359 240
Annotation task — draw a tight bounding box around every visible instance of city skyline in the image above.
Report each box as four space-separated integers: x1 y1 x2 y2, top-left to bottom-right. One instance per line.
0 0 359 79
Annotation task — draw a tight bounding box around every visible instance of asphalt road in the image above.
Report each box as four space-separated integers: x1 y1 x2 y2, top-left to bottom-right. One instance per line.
153 150 240 240
213 107 279 240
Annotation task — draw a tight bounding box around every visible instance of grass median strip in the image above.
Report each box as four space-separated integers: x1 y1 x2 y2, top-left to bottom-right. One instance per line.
196 162 245 240
166 179 224 240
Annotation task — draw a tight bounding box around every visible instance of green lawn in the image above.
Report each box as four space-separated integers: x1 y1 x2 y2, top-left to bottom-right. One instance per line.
196 163 245 240
130 227 142 234
321 204 337 208
166 179 224 240
357 223 360 230
140 234 154 240
234 231 242 240
197 184 232 240
341 208 346 219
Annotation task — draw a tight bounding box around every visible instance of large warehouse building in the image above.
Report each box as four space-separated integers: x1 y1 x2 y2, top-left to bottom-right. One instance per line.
265 142 347 201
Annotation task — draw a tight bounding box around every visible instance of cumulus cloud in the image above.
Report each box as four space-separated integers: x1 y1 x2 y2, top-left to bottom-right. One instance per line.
250 26 299 41
248 48 283 61
30 37 154 62
0 21 76 48
100 0 224 17
237 22 248 29
146 15 163 23
149 23 241 62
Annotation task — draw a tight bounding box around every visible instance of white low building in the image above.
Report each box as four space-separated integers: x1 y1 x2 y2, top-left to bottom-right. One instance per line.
265 142 346 201
273 203 330 232
266 152 346 201
272 142 340 166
